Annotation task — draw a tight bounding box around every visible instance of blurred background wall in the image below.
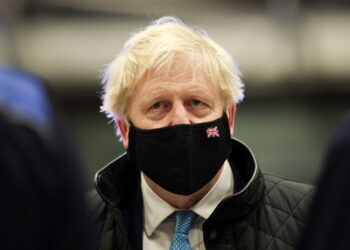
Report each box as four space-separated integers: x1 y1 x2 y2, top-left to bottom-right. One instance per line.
1 0 349 187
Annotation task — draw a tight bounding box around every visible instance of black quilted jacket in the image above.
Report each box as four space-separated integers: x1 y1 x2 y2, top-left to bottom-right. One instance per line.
90 138 314 250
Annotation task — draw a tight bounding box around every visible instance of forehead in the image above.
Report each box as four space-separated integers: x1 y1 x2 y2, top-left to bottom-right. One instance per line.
138 60 216 90
132 69 219 103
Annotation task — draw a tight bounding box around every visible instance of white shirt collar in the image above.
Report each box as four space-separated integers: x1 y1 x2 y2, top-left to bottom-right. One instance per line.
141 160 234 237
141 173 177 237
191 161 234 219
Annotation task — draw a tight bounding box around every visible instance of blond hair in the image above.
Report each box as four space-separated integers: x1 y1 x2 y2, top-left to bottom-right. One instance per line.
101 16 244 124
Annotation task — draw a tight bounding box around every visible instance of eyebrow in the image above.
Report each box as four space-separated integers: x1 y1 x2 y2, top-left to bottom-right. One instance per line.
185 85 216 100
138 88 171 109
137 79 217 105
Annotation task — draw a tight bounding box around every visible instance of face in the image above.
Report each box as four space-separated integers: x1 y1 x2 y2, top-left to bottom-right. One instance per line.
118 64 235 148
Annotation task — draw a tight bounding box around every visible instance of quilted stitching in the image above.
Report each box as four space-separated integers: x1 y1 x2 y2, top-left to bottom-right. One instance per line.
264 203 304 224
242 220 295 249
265 187 312 248
264 189 314 222
264 178 284 196
265 178 313 196
264 178 314 223
230 175 314 250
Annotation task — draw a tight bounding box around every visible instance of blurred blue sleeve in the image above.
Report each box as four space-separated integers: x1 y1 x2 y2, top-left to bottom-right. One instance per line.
0 66 53 135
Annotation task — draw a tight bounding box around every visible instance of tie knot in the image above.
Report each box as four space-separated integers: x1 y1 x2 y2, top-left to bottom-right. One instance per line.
173 210 197 234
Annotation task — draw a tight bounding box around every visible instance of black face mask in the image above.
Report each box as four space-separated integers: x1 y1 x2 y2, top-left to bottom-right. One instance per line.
127 113 232 195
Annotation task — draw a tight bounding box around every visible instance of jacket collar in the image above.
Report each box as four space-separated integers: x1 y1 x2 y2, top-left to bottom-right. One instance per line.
94 138 264 221
203 138 264 231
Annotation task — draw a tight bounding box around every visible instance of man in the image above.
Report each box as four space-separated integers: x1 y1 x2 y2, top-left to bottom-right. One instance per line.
298 111 350 250
0 66 97 250
90 17 314 250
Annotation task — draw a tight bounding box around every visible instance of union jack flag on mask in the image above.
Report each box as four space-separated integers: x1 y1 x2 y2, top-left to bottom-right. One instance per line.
206 126 220 138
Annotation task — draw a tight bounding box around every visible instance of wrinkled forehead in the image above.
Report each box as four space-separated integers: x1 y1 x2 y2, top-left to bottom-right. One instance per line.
134 68 218 101
146 66 204 85
143 54 217 87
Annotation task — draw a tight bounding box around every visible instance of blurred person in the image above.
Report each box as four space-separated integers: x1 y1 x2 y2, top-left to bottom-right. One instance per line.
0 66 97 250
90 17 314 250
298 111 350 250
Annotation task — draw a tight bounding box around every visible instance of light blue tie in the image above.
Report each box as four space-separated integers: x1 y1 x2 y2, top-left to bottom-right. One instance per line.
169 210 197 250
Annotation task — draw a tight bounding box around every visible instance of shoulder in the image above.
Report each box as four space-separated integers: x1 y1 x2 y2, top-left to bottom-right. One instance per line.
233 174 316 249
86 189 131 249
263 174 315 196
262 174 315 221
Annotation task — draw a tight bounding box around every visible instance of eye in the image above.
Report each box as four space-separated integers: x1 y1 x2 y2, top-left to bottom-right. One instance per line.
150 102 162 109
191 99 204 106
149 101 170 111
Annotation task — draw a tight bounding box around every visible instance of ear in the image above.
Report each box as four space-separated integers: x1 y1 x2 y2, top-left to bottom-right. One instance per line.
227 104 236 136
117 118 129 148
